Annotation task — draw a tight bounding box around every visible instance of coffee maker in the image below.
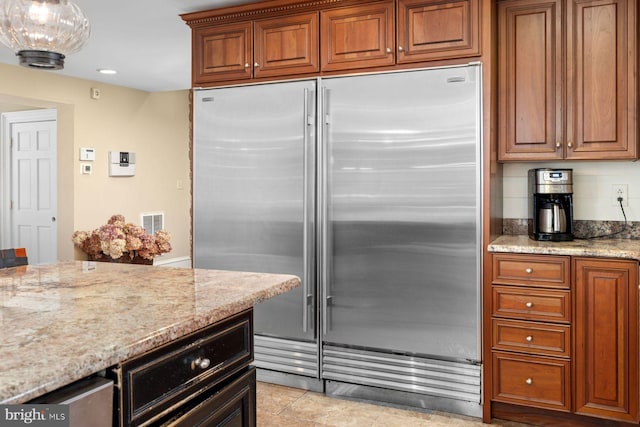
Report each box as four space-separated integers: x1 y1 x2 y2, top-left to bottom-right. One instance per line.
528 168 574 241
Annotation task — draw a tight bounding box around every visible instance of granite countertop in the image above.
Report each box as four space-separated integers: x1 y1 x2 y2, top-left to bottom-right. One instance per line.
489 235 640 261
0 261 300 404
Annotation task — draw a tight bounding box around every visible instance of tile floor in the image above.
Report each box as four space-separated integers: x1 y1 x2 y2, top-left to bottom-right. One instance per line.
256 382 532 427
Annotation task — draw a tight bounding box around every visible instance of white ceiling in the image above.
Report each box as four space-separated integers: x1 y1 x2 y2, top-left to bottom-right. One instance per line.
0 0 260 92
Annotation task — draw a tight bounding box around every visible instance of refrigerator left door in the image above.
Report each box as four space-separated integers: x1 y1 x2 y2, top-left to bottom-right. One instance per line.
193 80 317 344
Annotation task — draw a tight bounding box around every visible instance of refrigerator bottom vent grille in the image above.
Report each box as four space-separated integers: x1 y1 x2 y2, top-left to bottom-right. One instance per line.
254 335 319 377
322 346 481 403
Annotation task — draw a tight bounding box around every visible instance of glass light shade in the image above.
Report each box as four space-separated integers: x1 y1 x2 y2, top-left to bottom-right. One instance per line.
0 0 90 70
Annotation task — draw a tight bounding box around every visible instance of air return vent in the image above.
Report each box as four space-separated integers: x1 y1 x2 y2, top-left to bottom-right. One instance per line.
141 212 164 234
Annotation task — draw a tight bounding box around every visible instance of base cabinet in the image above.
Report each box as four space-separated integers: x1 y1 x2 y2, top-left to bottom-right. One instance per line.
489 253 639 425
110 309 255 427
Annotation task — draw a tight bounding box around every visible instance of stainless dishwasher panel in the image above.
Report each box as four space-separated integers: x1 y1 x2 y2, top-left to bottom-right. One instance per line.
32 377 113 427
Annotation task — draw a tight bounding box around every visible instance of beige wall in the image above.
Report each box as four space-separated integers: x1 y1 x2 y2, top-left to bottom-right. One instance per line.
0 63 191 263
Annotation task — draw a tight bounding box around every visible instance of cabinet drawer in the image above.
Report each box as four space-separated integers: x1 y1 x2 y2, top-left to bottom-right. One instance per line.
493 254 570 288
163 367 256 427
492 319 570 357
116 310 253 426
492 286 570 323
492 352 570 411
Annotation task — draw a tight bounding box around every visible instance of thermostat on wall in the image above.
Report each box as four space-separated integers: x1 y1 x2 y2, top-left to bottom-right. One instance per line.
79 147 95 161
109 151 136 177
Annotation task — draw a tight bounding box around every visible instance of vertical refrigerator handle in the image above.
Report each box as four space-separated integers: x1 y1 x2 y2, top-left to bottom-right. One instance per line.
321 87 331 336
302 88 313 333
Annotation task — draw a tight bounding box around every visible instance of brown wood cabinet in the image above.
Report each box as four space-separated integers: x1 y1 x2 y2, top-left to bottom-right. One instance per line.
498 0 637 161
184 0 483 86
397 0 480 63
489 253 640 425
320 1 395 72
193 22 253 85
254 13 319 78
192 12 319 85
574 257 638 422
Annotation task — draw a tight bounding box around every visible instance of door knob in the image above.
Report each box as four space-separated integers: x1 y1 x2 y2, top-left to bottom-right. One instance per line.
52 217 56 222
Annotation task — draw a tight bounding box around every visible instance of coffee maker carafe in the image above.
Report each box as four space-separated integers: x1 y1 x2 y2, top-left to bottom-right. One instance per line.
529 169 574 241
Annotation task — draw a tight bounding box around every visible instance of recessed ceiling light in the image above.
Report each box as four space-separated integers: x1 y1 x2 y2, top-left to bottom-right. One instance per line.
97 68 117 75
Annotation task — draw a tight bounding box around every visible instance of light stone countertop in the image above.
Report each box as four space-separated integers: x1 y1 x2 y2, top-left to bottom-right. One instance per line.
0 261 300 404
488 235 640 261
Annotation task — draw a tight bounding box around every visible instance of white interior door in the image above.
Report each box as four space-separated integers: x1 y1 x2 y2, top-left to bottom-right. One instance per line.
3 110 58 264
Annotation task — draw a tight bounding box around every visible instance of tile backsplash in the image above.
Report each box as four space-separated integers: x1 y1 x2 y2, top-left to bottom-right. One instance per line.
503 161 640 222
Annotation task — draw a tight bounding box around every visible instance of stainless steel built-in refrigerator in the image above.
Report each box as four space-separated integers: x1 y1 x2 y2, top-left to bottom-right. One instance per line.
193 65 482 416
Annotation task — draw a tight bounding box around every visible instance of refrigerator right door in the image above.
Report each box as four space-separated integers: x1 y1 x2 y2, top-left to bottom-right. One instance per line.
321 65 481 362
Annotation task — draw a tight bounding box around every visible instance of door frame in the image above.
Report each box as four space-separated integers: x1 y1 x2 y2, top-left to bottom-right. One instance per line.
0 108 58 251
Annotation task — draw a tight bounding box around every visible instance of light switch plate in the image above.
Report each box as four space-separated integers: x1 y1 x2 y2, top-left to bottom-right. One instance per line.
80 147 95 161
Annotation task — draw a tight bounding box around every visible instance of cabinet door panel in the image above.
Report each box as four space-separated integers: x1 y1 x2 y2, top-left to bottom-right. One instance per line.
254 13 319 78
193 22 252 84
498 0 563 160
566 0 636 159
574 258 638 422
321 2 395 71
397 0 480 63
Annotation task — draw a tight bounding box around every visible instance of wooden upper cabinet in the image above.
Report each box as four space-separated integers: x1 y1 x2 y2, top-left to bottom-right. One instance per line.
574 258 638 423
498 0 563 160
254 12 319 78
321 1 395 72
193 22 252 85
397 0 480 63
498 0 637 161
565 0 637 159
186 0 486 86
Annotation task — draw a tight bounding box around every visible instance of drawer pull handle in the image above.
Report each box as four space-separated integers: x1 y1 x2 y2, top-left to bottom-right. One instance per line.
526 336 533 342
191 357 211 370
525 268 533 274
525 378 533 385
525 302 534 308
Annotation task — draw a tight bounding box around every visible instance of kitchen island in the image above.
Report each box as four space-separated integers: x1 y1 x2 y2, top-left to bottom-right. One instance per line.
0 261 300 407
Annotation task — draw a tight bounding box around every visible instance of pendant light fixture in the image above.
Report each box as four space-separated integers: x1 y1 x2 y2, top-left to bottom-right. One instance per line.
0 0 90 70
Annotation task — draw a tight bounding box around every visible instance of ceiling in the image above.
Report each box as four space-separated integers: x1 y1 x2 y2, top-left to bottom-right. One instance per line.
0 0 260 92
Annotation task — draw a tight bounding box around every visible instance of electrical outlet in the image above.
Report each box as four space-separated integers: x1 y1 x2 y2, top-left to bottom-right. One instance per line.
612 184 628 207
